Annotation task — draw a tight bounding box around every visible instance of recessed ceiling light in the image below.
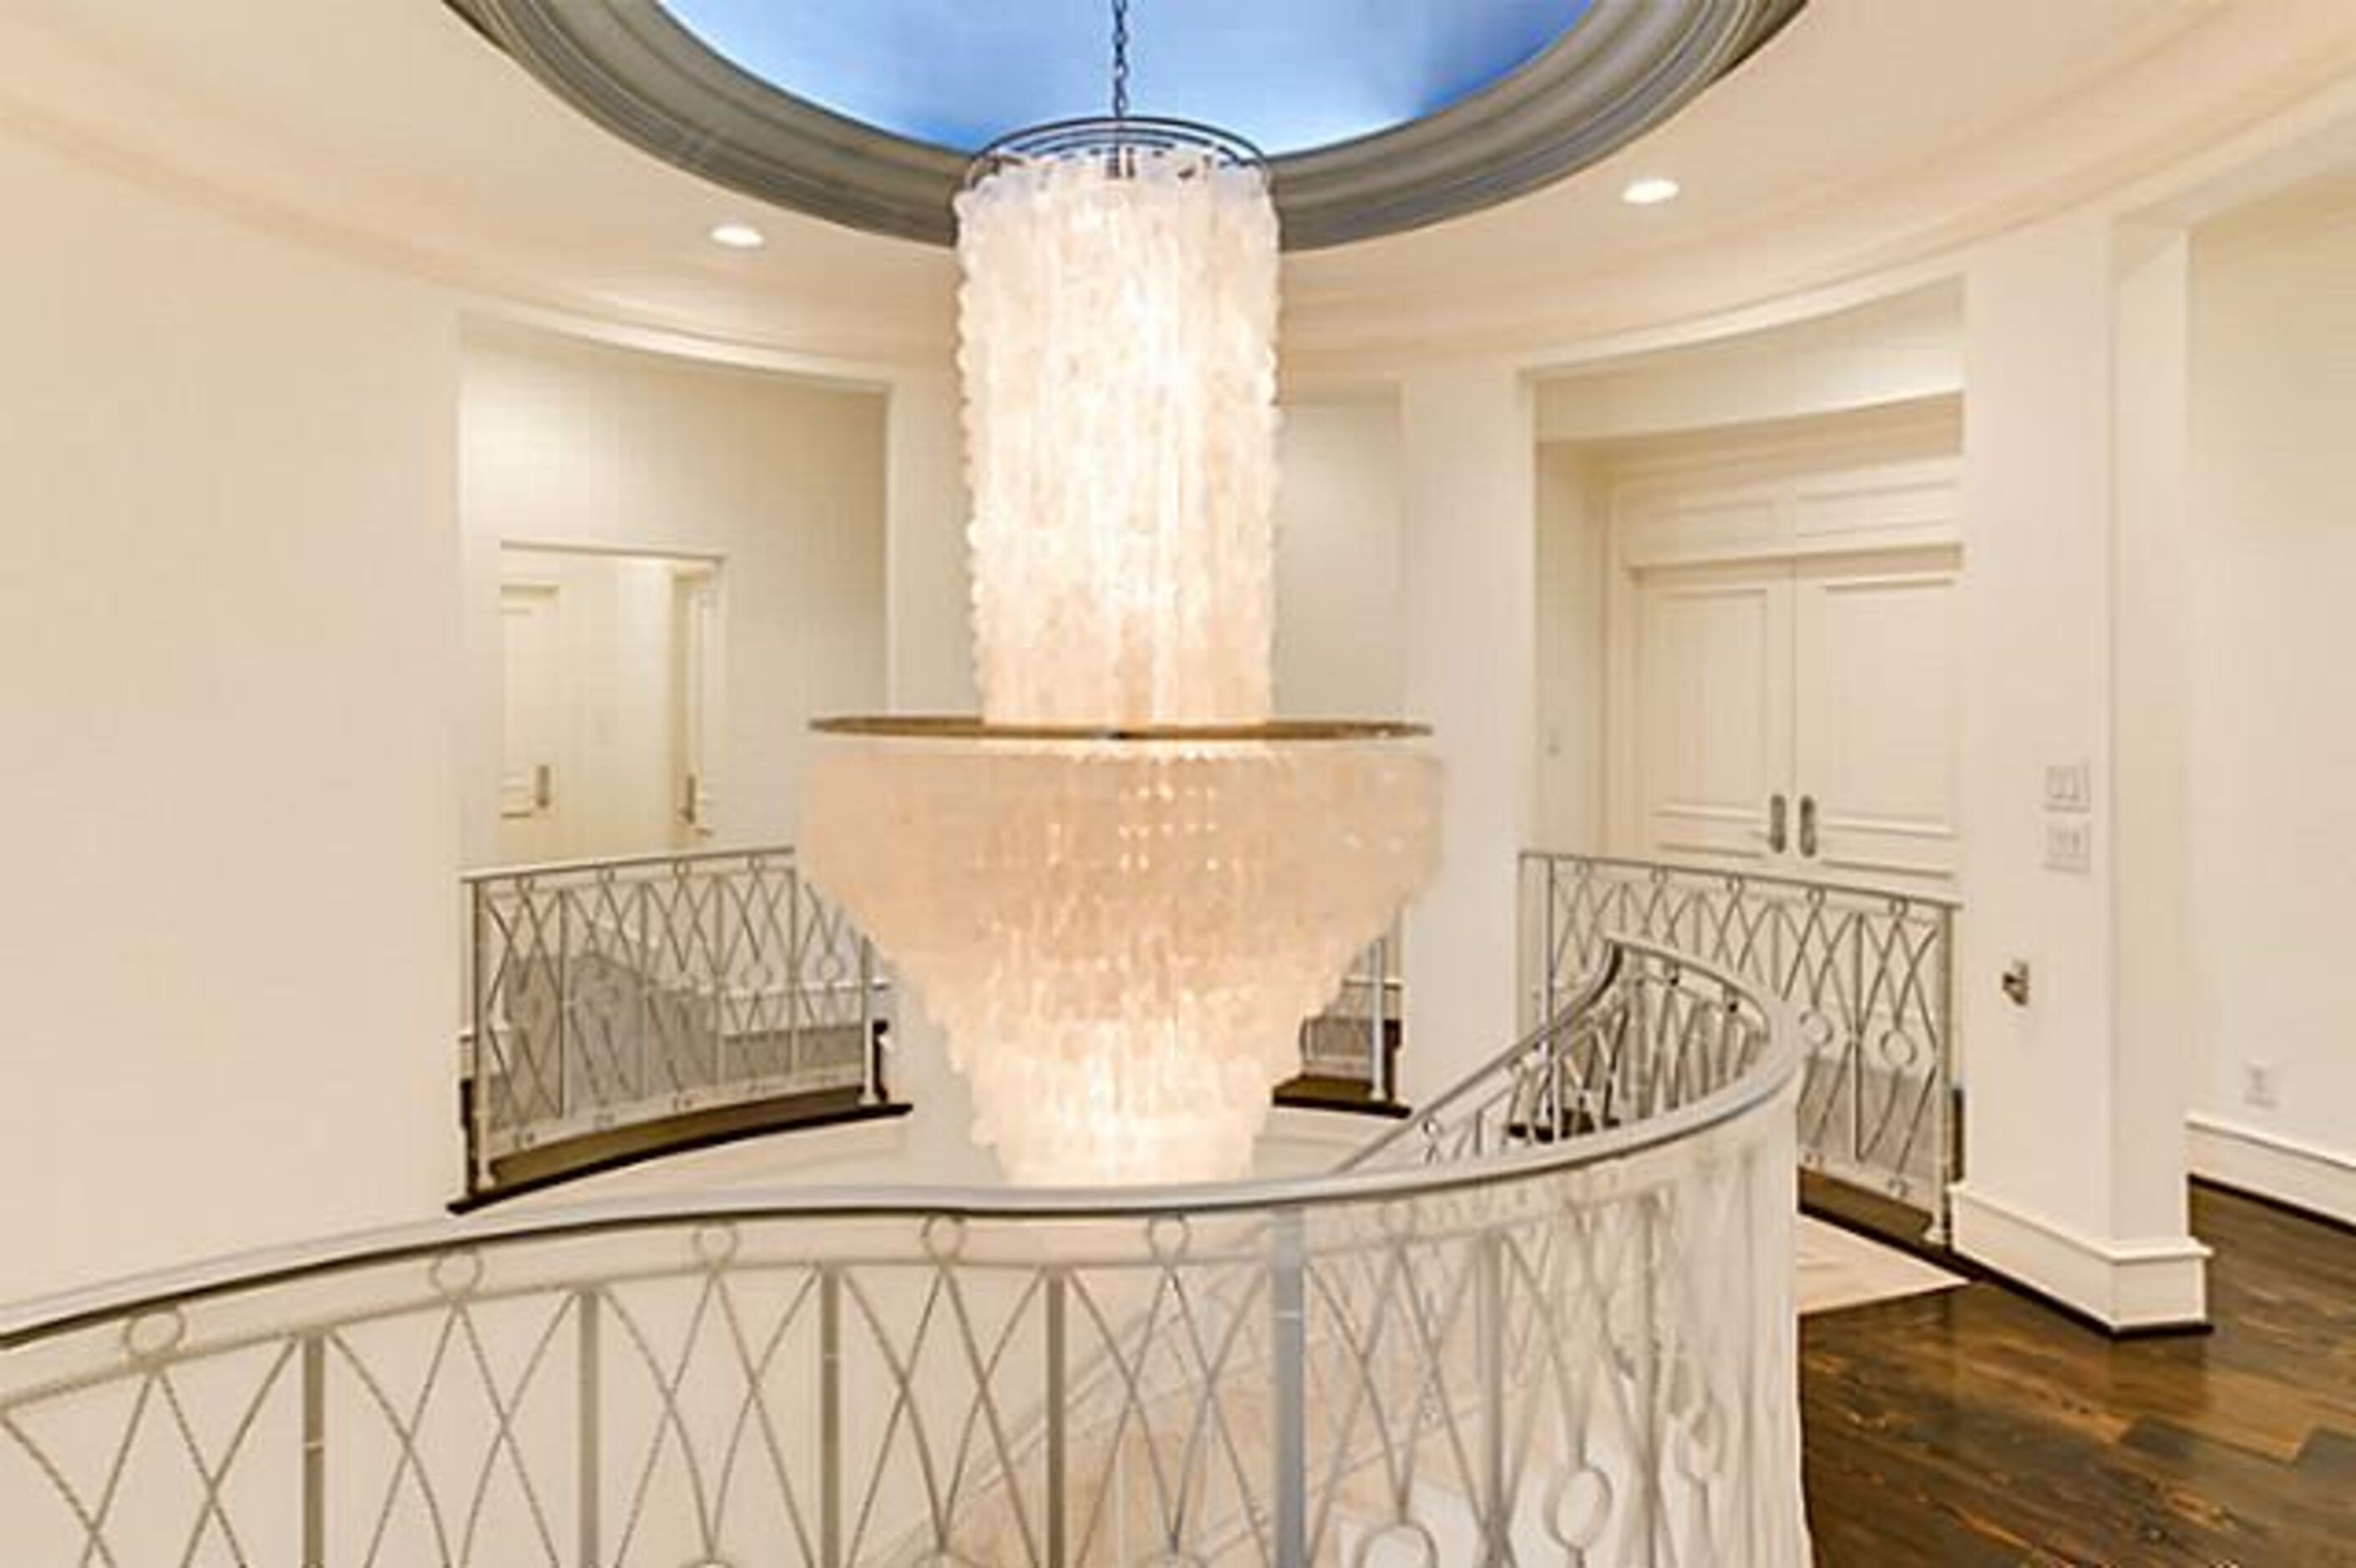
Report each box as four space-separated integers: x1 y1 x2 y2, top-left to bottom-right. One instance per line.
1621 176 1681 207
708 221 768 250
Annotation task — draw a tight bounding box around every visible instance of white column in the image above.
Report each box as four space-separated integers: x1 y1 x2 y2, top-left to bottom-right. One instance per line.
884 369 976 712
1397 362 1538 1098
1949 212 2208 1328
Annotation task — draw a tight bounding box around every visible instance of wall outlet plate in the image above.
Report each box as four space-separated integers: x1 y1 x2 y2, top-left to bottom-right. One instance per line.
2242 1062 2280 1111
2044 818 2093 874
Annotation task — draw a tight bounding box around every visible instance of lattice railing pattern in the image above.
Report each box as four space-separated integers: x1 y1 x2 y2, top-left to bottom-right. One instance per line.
468 848 1405 1199
466 847 890 1193
1293 923 1402 1100
3 940 1805 1566
1523 851 1958 1235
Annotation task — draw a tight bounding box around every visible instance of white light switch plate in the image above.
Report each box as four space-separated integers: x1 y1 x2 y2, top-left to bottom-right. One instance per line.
2044 818 2093 874
2044 760 2092 813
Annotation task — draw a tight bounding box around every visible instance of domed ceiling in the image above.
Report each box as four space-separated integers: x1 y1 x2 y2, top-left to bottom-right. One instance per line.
656 0 1593 157
449 0 1801 248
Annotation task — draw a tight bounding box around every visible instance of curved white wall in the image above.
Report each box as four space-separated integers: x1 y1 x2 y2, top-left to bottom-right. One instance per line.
458 323 888 863
0 128 461 1302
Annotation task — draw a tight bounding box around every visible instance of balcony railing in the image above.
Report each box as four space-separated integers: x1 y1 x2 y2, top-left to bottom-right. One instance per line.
1523 850 1960 1240
463 847 899 1203
1276 919 1403 1115
1 936 1806 1566
464 849 1409 1203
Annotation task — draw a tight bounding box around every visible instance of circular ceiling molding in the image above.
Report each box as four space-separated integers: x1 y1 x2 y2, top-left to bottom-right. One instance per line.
446 0 1803 250
657 2 1600 159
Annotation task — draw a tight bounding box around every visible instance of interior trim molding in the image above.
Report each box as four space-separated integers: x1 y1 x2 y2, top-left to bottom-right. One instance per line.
2187 1112 2356 1230
443 0 1804 250
1948 1182 2212 1333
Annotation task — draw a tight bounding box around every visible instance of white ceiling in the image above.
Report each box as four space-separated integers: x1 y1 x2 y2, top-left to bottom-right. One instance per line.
6 0 2356 375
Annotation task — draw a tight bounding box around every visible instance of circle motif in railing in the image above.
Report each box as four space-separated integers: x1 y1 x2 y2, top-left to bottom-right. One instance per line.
428 1247 485 1300
692 1222 741 1269
1876 1024 1926 1074
920 1213 968 1263
1146 1214 1193 1265
1546 1466 1616 1549
1351 1520 1438 1567
120 1306 187 1363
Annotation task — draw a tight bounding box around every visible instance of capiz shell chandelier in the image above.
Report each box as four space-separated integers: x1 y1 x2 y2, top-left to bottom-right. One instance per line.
804 10 1438 1186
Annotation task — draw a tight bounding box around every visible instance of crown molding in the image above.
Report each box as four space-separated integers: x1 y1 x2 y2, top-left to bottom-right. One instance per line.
444 0 1801 250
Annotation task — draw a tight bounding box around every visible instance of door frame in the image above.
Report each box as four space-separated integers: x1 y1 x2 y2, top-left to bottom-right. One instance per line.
494 541 729 862
1597 408 1964 861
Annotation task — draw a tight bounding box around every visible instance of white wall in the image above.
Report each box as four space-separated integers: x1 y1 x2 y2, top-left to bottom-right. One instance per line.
0 129 461 1302
1534 448 1608 851
1948 213 2207 1327
1271 400 1406 718
1399 365 1538 1095
459 325 888 863
884 372 978 713
1535 284 1963 445
2181 205 2356 1221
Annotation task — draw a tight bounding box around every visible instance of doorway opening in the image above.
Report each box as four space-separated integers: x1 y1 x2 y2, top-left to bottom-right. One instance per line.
496 544 722 864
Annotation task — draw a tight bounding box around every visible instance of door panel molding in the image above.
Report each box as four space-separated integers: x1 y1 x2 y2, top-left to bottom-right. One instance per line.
1601 422 1963 892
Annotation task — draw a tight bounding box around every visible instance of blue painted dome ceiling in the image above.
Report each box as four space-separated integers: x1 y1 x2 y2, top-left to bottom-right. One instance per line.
656 1 1594 157
446 0 1804 248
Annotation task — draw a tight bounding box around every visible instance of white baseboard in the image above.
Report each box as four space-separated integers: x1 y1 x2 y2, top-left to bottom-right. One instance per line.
2186 1113 2356 1228
1948 1183 2211 1330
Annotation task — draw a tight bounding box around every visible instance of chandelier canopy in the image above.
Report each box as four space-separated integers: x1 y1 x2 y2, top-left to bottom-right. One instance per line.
804 9 1438 1186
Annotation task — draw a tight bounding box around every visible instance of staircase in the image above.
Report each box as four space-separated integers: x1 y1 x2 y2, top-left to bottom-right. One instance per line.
0 937 1808 1566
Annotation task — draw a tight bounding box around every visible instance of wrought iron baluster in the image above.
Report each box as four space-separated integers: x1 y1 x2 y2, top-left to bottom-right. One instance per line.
468 881 493 1196
635 875 651 1105
1268 1208 1308 1566
1476 1228 1508 1565
301 1333 326 1568
556 884 571 1122
576 1288 601 1568
1930 903 1959 1245
859 934 882 1105
1046 1269 1069 1566
820 1266 844 1568
788 863 805 1060
1848 899 1867 1175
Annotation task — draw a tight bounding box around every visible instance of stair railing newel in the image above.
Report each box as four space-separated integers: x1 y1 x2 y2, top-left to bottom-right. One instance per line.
803 3 1438 1186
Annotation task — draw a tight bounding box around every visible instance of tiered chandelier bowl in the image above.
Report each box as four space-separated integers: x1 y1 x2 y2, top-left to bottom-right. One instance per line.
805 71 1440 1187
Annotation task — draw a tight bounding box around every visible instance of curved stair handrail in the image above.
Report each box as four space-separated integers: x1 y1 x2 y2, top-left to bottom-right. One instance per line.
0 935 1809 1566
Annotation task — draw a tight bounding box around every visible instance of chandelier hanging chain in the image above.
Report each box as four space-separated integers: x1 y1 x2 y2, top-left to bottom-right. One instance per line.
1110 0 1132 119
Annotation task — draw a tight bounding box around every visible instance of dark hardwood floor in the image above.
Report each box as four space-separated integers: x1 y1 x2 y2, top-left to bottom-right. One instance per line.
1803 1185 2356 1566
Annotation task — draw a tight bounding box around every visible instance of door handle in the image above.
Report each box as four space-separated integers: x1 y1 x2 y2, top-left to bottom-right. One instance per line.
534 763 553 812
1798 794 1819 858
1766 792 1788 854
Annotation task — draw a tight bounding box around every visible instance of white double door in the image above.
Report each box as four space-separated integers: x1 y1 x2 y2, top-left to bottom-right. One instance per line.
1634 549 1960 889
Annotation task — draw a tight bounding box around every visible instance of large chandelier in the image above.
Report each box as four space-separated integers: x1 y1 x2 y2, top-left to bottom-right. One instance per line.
804 1 1439 1186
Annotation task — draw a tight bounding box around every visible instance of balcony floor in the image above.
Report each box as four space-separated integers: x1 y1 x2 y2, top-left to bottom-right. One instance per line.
1802 1183 2356 1565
